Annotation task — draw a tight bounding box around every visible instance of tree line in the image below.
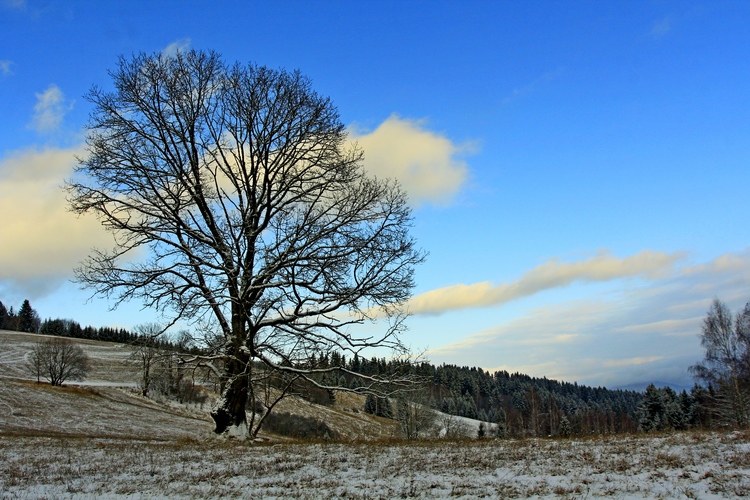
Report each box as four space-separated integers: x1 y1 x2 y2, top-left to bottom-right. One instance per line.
6 293 749 439
0 298 189 351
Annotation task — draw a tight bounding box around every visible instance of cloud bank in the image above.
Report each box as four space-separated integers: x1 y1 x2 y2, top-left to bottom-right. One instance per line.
0 115 472 298
424 250 750 388
349 115 470 206
0 147 112 297
408 250 683 315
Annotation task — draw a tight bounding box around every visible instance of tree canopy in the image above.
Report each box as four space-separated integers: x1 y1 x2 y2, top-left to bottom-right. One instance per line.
67 50 424 436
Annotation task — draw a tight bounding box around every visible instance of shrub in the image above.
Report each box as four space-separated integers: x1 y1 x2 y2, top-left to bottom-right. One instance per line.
262 411 339 440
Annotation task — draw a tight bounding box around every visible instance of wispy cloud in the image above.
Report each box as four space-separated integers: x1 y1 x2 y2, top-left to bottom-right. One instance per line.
162 38 191 58
602 356 663 368
408 250 683 315
424 250 750 388
1 0 25 9
349 115 472 206
651 17 672 38
29 84 71 133
0 60 13 76
502 68 564 105
0 147 113 297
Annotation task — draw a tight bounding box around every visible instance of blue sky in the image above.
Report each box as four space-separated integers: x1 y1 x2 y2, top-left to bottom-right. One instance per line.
2 0 750 389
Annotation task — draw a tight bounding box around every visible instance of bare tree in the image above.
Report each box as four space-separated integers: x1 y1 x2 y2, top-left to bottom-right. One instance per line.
27 337 91 386
396 387 436 440
67 50 424 437
130 323 165 397
437 412 470 439
690 298 750 427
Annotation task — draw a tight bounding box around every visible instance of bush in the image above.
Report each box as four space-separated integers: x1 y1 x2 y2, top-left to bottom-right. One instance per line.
262 411 339 440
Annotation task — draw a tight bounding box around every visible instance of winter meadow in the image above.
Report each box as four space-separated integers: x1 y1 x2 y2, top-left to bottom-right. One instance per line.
4 2 750 498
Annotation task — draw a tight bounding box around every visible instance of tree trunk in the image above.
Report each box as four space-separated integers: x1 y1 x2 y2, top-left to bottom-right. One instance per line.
211 318 250 435
211 372 249 434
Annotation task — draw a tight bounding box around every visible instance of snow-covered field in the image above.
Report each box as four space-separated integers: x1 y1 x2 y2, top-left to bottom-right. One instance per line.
2 431 750 498
2 330 750 498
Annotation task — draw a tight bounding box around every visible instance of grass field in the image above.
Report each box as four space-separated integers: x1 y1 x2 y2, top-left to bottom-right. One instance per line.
2 330 750 498
2 431 750 498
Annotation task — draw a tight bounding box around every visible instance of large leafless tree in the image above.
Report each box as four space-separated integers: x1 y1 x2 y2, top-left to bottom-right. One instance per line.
67 50 424 436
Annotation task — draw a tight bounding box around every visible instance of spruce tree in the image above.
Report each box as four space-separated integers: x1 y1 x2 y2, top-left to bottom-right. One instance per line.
17 300 38 333
364 394 377 415
558 415 572 437
0 301 7 330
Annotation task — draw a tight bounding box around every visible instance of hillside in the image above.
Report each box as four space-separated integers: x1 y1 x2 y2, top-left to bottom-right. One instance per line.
0 330 401 441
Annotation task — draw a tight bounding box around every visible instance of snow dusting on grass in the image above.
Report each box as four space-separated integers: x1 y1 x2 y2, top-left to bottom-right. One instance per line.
1 431 750 498
2 330 750 498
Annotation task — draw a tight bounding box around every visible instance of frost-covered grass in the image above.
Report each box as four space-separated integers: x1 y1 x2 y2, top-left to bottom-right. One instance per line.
3 330 750 498
2 431 750 498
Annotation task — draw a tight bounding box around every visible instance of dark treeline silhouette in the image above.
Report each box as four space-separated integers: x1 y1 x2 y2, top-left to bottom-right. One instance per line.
0 298 186 352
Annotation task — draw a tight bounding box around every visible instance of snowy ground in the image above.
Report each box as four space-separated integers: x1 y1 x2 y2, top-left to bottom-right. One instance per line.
2 431 750 498
2 331 750 498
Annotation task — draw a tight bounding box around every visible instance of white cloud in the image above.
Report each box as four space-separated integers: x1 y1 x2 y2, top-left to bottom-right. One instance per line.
617 317 702 336
162 38 191 58
408 249 683 315
348 115 471 206
29 84 71 133
0 147 113 297
423 250 750 388
0 60 13 76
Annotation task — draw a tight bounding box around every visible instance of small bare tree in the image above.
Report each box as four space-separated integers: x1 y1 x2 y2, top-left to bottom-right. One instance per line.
690 299 750 427
396 387 436 440
437 412 470 439
130 323 164 397
27 338 90 386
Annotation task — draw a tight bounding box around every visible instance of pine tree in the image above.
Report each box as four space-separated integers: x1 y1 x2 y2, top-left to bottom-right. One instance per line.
558 415 572 437
495 406 508 438
5 307 17 331
364 394 377 415
638 384 665 432
17 300 38 333
0 301 7 330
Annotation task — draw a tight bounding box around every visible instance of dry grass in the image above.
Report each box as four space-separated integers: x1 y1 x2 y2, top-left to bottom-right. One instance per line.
3 331 750 497
2 431 750 498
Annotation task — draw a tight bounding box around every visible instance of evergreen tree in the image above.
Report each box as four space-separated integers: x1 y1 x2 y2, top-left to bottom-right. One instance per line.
638 384 665 432
558 415 572 437
0 301 7 330
689 384 714 429
17 300 38 333
495 405 508 438
40 318 67 337
5 307 17 331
